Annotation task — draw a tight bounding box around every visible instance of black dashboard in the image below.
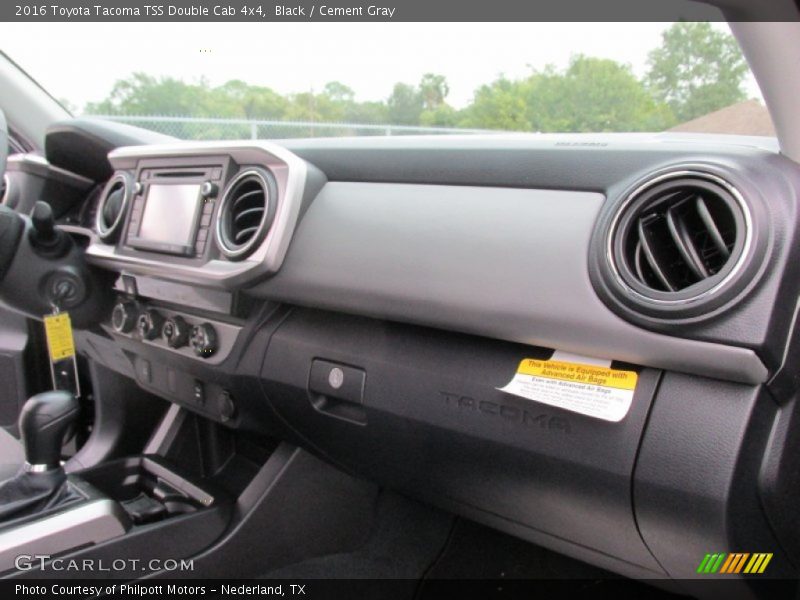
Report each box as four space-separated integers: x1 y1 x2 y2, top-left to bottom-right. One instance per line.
7 120 800 583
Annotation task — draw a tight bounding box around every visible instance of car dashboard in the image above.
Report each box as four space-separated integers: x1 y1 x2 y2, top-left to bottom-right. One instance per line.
6 126 800 583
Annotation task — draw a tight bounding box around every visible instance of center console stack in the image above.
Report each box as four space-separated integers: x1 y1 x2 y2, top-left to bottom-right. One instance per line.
75 142 324 425
86 141 322 288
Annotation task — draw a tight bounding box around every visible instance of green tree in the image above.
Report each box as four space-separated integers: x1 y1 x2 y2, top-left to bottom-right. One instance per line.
460 57 673 133
84 47 692 138
645 22 748 122
344 100 388 124
419 73 449 110
85 73 210 116
284 91 326 121
386 82 423 125
420 105 458 127
527 56 674 132
322 81 355 104
459 77 531 131
216 80 287 119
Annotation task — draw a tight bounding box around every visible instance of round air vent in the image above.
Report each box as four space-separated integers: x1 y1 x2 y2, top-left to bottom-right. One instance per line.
96 172 133 242
599 169 758 318
215 168 277 260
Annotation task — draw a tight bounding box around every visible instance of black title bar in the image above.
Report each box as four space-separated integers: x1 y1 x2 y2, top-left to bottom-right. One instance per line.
2 0 800 22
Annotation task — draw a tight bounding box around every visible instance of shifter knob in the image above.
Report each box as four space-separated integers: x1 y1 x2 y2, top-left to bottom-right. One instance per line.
29 201 70 257
19 390 79 470
30 202 57 244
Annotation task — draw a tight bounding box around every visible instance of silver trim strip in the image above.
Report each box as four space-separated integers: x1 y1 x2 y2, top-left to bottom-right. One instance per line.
605 169 753 306
144 404 186 455
0 499 128 572
216 168 273 259
23 462 56 473
95 172 132 241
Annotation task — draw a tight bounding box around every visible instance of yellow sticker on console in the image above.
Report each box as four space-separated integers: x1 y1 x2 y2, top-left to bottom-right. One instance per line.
43 312 76 362
498 352 637 422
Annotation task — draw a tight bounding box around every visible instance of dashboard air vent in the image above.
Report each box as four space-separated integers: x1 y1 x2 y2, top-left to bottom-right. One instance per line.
216 168 276 260
605 170 753 314
625 183 737 292
96 172 132 242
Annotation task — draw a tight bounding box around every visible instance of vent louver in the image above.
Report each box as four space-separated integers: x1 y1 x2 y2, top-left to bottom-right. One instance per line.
625 185 737 292
604 171 753 316
216 168 276 260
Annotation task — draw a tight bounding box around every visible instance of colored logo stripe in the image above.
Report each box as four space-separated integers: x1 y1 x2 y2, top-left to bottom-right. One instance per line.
744 553 773 574
697 553 773 574
697 553 726 573
721 553 750 573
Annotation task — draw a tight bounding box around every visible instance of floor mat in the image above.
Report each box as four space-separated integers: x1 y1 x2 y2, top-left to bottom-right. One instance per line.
418 519 686 600
260 493 685 600
261 490 454 578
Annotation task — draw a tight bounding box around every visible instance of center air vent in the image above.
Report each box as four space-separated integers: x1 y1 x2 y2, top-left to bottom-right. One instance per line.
215 168 277 260
96 172 133 242
600 170 756 318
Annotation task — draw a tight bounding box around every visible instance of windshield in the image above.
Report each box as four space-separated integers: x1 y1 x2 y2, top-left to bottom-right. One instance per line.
1 22 769 139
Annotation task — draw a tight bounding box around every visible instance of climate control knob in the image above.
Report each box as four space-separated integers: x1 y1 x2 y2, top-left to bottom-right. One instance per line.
136 309 164 341
162 316 190 348
189 323 218 359
111 301 137 333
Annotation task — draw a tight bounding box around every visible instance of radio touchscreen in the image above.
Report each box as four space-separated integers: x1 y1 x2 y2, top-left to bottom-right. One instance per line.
128 184 203 256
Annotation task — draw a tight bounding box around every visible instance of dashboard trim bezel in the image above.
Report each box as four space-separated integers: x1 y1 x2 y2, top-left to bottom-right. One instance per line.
85 141 309 289
95 171 133 241
604 169 754 307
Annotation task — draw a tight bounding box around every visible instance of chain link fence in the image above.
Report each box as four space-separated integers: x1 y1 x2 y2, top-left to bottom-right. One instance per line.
86 115 496 140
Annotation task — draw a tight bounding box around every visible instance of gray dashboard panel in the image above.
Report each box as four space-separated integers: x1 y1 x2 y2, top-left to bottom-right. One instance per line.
253 181 768 384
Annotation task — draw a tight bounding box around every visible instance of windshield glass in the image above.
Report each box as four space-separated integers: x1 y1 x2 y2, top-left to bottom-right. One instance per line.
1 22 769 139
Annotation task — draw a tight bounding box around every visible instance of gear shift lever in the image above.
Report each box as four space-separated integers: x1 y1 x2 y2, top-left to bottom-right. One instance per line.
0 390 81 521
20 390 79 471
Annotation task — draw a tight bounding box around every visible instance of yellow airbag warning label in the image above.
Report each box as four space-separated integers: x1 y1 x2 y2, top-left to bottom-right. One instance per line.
43 313 76 362
498 353 637 422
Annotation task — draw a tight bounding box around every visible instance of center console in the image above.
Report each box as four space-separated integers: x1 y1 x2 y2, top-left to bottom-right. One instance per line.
0 389 228 575
0 457 225 574
0 394 303 580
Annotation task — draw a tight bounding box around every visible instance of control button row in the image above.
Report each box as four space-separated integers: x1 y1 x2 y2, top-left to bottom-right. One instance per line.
111 301 219 358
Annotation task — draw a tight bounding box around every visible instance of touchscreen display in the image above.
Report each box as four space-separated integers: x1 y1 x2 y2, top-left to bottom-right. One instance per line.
138 184 201 245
